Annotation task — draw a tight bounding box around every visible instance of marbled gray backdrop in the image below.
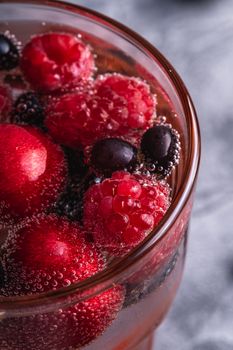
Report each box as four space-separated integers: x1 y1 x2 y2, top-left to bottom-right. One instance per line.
67 1 233 349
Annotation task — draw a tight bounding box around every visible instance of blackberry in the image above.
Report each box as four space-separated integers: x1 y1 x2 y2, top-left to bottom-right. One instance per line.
63 148 88 179
55 174 97 223
0 34 19 71
91 138 137 175
11 92 44 126
141 124 180 177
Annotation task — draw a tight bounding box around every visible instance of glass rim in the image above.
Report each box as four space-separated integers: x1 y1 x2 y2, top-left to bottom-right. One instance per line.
0 0 201 309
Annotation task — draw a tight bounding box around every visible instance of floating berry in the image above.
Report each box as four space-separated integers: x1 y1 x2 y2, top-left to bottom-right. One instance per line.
84 171 170 256
141 124 180 177
91 138 137 175
45 74 155 148
0 215 124 349
0 84 11 122
0 33 19 70
0 125 67 222
21 32 95 91
11 92 44 126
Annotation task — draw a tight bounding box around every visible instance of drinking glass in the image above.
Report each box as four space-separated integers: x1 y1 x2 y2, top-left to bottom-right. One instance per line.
0 1 201 349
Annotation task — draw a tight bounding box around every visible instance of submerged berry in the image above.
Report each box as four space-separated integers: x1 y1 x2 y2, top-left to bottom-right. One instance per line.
91 138 137 175
141 124 180 177
11 92 44 126
84 171 170 256
55 173 96 222
63 147 88 179
0 34 19 70
0 215 124 349
1 215 105 294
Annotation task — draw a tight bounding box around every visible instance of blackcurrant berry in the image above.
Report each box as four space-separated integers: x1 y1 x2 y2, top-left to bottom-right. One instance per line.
141 124 180 177
91 138 137 175
0 34 19 71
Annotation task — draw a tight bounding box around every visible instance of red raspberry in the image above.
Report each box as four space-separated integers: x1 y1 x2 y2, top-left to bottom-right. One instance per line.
0 84 11 122
0 215 124 349
45 74 156 148
96 74 156 129
21 32 95 91
0 125 67 222
84 171 170 256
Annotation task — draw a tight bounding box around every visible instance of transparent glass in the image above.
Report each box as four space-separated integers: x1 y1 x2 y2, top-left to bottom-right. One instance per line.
0 1 200 349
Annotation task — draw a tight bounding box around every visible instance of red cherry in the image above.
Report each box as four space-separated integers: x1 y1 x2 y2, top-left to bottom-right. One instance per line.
0 124 67 222
0 215 124 349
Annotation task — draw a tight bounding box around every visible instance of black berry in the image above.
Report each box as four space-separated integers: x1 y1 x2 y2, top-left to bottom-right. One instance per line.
11 92 44 126
141 124 180 177
63 148 88 179
55 174 97 222
91 138 137 175
0 34 19 71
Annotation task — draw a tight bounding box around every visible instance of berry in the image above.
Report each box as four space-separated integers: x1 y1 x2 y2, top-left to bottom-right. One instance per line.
11 92 44 126
0 84 11 122
91 138 137 175
1 215 104 294
55 173 97 222
84 171 170 256
0 215 124 349
141 124 181 177
21 32 95 91
45 91 95 148
96 74 155 129
0 125 67 222
63 147 88 179
0 34 19 70
45 74 155 148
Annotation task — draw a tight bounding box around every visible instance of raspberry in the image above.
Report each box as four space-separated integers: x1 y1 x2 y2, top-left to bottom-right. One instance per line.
0 215 124 349
45 91 96 148
84 171 170 256
0 125 67 222
21 32 95 91
96 74 156 129
0 33 19 71
11 92 44 126
0 84 11 122
45 74 156 148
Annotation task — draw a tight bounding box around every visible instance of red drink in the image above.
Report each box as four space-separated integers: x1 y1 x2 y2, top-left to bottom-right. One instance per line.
0 2 200 349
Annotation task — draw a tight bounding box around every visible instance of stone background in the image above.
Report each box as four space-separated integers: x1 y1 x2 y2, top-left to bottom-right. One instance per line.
67 1 233 349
